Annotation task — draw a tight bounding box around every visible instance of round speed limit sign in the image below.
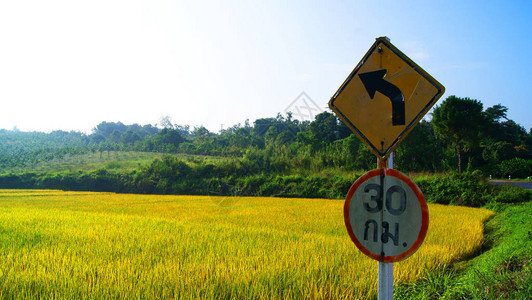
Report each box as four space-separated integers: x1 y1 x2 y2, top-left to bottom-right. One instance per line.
344 168 429 262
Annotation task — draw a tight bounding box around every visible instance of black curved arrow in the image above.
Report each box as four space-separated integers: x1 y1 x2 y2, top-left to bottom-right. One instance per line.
359 69 405 126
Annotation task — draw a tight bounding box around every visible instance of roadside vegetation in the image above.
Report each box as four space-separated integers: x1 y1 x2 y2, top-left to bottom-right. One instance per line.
396 201 531 299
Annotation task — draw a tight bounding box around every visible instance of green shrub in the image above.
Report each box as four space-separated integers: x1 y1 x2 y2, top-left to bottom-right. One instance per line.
258 180 284 196
105 161 121 169
498 158 532 178
493 185 530 203
416 172 491 207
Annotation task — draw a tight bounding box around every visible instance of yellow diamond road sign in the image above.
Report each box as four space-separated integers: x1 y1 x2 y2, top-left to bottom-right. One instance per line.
329 37 445 159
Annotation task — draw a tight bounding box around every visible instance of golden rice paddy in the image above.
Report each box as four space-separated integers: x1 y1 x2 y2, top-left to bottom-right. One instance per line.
0 189 494 299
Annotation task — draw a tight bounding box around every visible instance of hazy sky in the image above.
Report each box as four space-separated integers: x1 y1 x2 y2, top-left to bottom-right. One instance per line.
1 0 531 133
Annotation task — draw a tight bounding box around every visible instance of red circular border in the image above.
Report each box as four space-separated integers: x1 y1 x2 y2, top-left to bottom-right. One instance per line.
344 168 429 262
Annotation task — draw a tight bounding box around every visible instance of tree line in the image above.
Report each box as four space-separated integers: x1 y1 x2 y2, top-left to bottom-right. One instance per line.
1 95 531 179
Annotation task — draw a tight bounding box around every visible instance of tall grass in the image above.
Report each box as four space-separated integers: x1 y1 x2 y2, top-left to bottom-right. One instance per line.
0 190 493 299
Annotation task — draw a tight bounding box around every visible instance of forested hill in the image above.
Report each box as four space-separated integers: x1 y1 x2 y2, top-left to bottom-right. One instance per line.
1 96 531 179
0 130 89 170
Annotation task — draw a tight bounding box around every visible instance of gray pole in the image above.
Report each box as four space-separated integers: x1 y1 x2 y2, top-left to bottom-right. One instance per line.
378 152 393 300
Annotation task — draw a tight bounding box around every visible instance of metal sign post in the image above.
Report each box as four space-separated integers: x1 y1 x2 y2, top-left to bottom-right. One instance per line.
330 37 442 300
343 154 428 298
379 261 393 300
379 153 394 300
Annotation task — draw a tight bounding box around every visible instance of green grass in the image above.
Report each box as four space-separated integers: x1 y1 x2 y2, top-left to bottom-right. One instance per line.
6 151 156 173
454 201 532 298
395 201 532 299
9 151 225 173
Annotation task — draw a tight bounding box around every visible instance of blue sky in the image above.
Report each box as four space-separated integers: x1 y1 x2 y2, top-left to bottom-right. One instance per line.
0 0 530 133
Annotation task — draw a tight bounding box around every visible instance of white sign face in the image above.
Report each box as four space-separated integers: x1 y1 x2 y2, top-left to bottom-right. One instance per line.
344 169 428 262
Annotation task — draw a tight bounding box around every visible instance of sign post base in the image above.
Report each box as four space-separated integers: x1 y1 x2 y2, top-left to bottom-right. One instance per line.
378 262 393 300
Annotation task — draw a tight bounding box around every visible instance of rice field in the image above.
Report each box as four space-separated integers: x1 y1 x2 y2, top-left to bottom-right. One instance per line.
0 189 494 299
